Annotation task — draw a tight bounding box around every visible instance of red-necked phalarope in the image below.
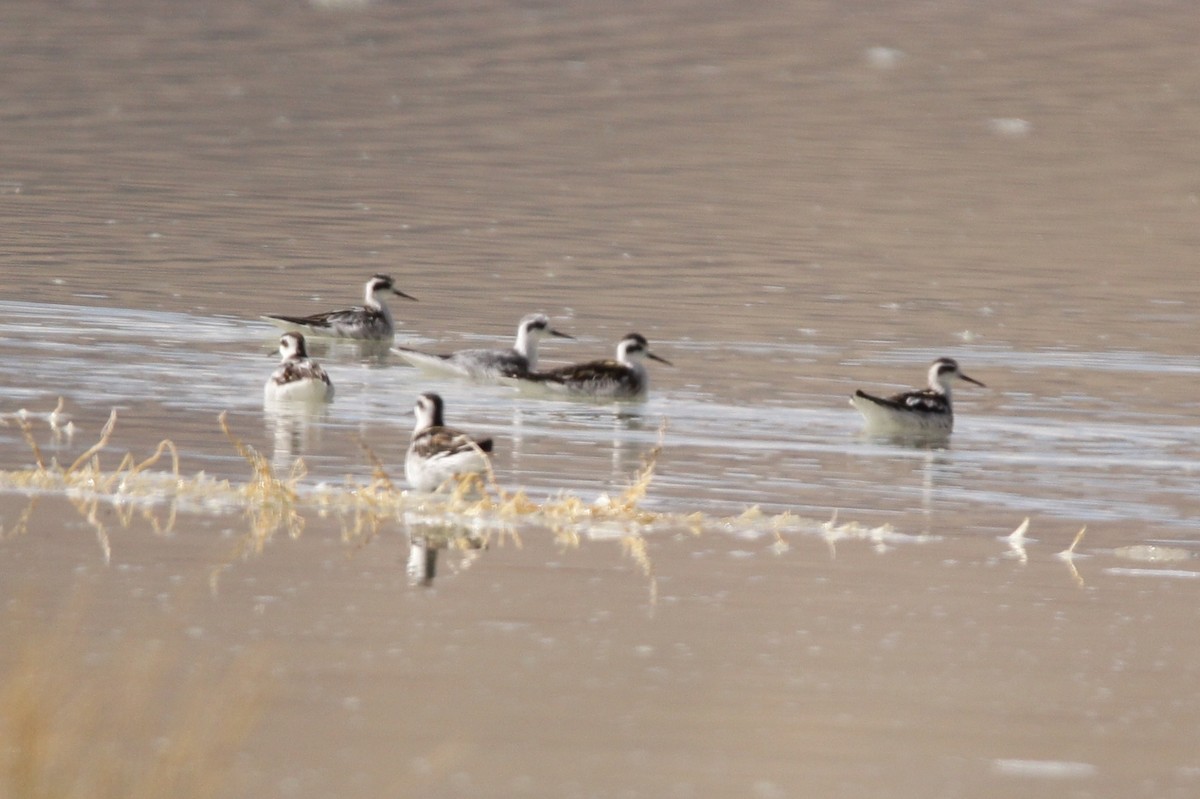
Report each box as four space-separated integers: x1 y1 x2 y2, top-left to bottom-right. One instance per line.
850 357 985 434
405 392 494 492
262 274 417 340
264 332 335 404
392 313 574 379
521 332 672 400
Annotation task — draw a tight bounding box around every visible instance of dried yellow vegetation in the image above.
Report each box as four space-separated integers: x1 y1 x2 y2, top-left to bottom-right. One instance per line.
0 600 266 799
0 400 903 576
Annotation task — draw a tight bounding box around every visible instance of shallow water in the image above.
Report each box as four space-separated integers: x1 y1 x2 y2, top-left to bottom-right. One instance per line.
3 0 1200 797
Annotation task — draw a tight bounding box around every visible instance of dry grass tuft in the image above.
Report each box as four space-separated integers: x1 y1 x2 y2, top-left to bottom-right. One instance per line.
65 409 118 476
356 436 396 494
0 401 927 575
0 603 266 799
218 412 304 554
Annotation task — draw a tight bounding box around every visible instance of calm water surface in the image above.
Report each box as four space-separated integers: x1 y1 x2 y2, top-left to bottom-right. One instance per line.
3 1 1200 797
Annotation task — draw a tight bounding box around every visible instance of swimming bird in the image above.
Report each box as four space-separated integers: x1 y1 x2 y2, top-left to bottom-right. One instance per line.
392 313 574 380
262 274 417 340
850 357 985 435
405 392 494 492
264 332 335 404
519 332 672 400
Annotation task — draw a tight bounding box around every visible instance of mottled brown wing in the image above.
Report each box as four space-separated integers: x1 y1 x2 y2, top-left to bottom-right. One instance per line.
274 359 332 386
412 427 492 459
535 359 622 384
888 388 949 413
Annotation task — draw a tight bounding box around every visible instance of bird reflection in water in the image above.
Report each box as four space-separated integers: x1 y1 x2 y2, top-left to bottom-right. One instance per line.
264 403 329 476
504 404 656 491
299 337 394 364
405 521 487 587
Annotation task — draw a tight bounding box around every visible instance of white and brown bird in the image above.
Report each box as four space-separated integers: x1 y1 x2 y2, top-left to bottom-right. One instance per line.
264 332 334 404
405 392 494 492
850 357 985 435
392 313 573 380
518 332 672 400
263 273 416 340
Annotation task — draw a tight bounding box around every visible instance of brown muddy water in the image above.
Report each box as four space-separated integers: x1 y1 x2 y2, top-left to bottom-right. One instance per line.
3 0 1200 797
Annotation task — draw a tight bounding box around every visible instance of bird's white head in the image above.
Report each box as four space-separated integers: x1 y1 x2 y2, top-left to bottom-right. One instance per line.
929 357 985 393
412 391 446 432
617 333 673 367
366 274 417 304
515 313 574 357
278 332 308 361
